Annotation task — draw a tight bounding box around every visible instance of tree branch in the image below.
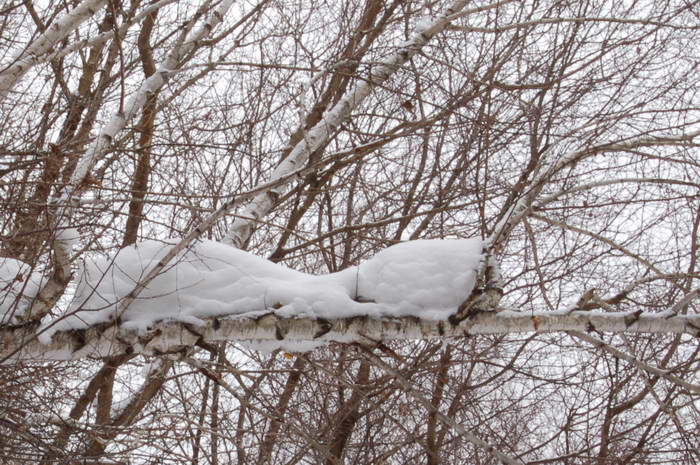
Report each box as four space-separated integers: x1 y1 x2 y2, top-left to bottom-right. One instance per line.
3 308 700 362
0 0 108 102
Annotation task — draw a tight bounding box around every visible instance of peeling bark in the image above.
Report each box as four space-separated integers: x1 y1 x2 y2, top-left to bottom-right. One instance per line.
4 309 700 363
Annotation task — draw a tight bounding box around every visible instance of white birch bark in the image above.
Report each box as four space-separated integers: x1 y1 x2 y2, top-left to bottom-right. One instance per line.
0 0 108 103
40 0 178 64
223 0 480 248
16 0 236 325
65 0 236 189
4 308 700 362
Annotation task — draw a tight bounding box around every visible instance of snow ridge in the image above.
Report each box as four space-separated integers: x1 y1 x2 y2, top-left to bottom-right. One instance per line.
38 239 482 340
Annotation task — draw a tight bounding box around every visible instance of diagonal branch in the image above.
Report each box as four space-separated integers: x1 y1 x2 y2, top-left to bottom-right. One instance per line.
487 129 700 251
223 0 500 248
362 348 524 465
566 330 700 394
0 0 108 102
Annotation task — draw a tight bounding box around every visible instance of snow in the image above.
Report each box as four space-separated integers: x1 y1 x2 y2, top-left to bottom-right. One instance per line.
0 257 44 324
55 227 80 251
415 16 435 33
39 238 482 342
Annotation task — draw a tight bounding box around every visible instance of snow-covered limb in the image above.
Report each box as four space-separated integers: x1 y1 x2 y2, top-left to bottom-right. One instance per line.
36 239 482 338
3 309 700 362
4 238 698 365
223 0 476 248
0 0 108 103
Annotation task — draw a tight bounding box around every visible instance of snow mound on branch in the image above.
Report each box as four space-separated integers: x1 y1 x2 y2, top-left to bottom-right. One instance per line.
55 227 80 251
0 257 44 324
40 239 482 339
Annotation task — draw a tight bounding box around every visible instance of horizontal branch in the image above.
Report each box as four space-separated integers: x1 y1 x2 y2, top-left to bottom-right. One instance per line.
3 309 699 361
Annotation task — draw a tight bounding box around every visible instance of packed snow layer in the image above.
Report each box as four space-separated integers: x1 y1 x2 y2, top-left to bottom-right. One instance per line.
40 239 482 339
0 257 44 324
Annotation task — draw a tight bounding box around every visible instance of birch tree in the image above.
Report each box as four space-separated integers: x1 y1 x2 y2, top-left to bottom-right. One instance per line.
2 0 700 463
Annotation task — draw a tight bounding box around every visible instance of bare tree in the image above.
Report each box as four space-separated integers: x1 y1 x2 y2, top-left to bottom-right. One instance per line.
2 0 700 463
